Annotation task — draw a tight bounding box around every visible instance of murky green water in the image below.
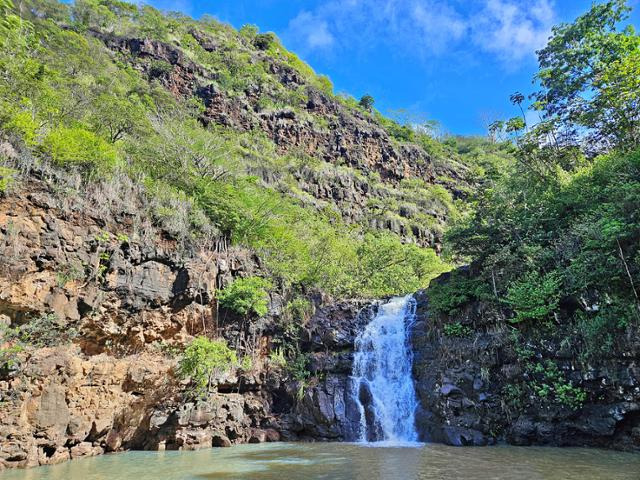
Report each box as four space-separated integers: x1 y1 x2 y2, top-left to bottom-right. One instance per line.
3 443 640 480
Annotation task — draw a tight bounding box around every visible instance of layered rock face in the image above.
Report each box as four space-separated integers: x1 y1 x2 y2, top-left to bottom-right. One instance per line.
0 180 375 469
282 301 378 441
0 181 269 469
410 287 640 451
91 31 465 250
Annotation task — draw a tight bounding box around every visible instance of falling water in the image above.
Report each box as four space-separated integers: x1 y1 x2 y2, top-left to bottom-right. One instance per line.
350 294 419 443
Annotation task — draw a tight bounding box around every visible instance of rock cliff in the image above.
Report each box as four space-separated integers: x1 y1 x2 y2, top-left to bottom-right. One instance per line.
90 30 468 250
2 180 639 471
0 179 372 469
410 278 640 451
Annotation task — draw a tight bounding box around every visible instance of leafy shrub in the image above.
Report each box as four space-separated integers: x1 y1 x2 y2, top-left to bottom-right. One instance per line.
254 32 276 50
429 272 491 315
358 94 374 111
217 276 271 317
148 59 173 78
285 297 312 324
0 343 23 372
506 271 562 323
0 166 16 192
177 336 237 395
530 360 586 410
578 301 633 360
268 347 287 367
443 321 472 337
354 232 448 297
0 312 77 373
239 23 258 40
315 75 333 95
41 127 118 175
3 110 39 145
286 353 311 399
502 383 525 411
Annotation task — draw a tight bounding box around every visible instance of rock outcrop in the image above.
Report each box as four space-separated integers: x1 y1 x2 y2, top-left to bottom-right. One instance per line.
0 179 374 469
410 283 640 451
91 30 466 250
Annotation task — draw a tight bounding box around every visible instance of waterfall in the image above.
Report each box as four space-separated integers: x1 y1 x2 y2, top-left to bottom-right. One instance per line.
350 294 419 444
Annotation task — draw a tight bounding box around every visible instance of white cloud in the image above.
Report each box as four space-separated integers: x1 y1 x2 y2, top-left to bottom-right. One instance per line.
471 0 555 62
288 11 335 50
283 0 556 68
410 2 468 54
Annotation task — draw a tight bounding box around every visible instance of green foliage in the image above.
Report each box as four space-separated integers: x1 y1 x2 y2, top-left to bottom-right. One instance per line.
254 32 276 51
358 94 375 111
533 0 640 151
239 355 253 371
443 322 472 337
0 0 22 36
287 353 311 400
505 117 525 134
268 347 287 367
579 300 633 360
0 167 16 192
353 232 448 297
530 360 587 410
506 271 562 323
217 276 271 317
42 127 118 175
285 297 312 324
1 313 77 351
56 262 85 287
177 336 237 395
429 272 491 315
0 343 23 371
448 149 640 325
502 383 524 411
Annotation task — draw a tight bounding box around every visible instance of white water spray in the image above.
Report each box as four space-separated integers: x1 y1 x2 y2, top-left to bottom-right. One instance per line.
350 295 419 443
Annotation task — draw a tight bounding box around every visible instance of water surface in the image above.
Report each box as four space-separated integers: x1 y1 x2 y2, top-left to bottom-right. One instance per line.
3 443 640 480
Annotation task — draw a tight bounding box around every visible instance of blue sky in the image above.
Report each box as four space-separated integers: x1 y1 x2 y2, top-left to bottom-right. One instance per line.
148 1 639 135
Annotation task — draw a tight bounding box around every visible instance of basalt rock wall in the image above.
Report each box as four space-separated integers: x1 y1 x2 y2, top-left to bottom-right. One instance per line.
410 277 640 451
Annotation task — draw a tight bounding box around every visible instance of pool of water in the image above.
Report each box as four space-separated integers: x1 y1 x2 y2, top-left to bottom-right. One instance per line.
2 442 639 480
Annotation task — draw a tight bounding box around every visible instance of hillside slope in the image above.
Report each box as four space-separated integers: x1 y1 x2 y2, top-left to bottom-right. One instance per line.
0 0 511 469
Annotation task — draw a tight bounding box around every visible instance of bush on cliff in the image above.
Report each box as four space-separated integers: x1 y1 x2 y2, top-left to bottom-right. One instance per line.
177 336 237 395
42 127 118 176
217 277 272 317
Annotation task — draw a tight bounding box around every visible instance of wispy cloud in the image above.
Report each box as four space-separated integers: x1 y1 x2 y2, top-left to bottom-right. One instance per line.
283 0 556 68
287 11 335 50
471 0 555 63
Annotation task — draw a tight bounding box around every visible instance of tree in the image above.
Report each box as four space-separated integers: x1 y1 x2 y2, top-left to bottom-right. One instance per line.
358 94 375 112
41 126 118 176
0 0 18 34
533 0 640 151
488 120 505 142
509 91 526 129
71 0 117 31
505 117 525 136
